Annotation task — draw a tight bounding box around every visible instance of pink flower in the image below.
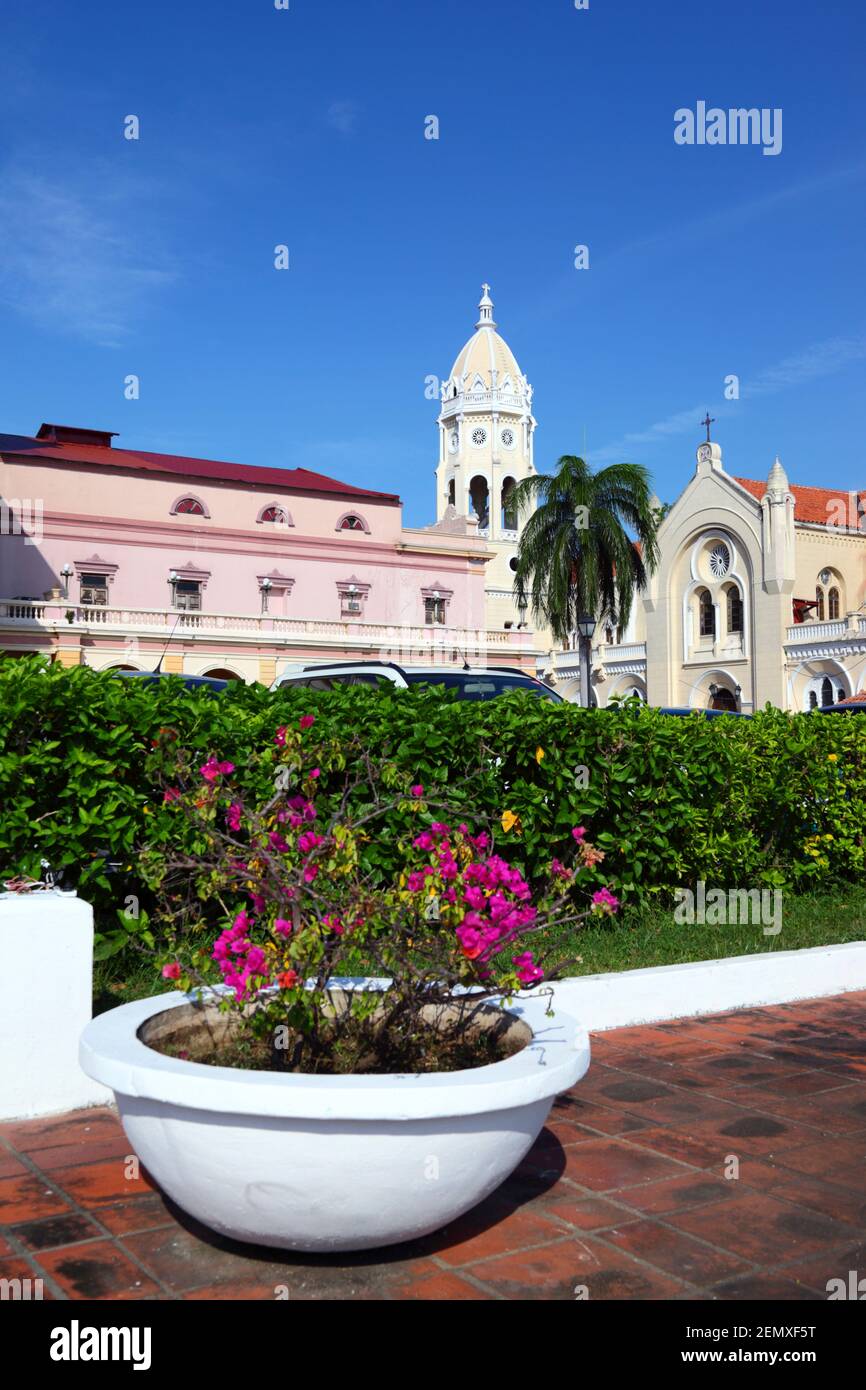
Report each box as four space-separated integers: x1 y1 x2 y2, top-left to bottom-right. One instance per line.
226 802 243 831
269 831 289 852
303 863 319 883
274 918 293 936
413 831 434 851
550 857 572 880
299 714 315 730
571 826 587 844
161 961 182 981
163 788 181 804
592 887 619 914
298 830 325 855
456 925 484 960
274 726 288 747
308 767 321 780
323 914 344 935
512 951 544 986
410 784 424 798
200 756 234 782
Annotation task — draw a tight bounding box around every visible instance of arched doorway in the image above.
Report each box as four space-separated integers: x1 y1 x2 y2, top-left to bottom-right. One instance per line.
710 687 738 711
202 667 242 682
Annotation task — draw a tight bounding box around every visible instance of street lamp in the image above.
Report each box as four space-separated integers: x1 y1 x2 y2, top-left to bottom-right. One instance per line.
260 576 272 614
59 563 73 599
576 613 596 709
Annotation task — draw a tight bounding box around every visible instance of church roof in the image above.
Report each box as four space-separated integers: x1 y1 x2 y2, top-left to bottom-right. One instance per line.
734 476 863 528
0 425 400 504
448 285 524 387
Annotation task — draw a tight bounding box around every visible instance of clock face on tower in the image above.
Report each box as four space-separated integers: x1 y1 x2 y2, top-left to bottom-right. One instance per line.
698 444 712 463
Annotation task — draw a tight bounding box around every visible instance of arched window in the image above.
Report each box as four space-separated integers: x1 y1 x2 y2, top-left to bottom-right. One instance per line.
447 478 455 507
808 690 818 710
698 588 715 637
828 587 840 620
259 504 291 526
821 677 833 707
815 587 825 621
501 477 518 531
171 495 208 517
726 586 743 634
469 475 489 531
336 513 369 533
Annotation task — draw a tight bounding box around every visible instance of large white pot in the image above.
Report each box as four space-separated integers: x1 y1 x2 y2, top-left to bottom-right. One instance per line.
80 988 589 1252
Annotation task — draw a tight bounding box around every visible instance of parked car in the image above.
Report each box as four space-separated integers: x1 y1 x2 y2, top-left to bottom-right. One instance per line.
111 671 229 692
817 699 866 714
271 660 564 702
656 706 750 718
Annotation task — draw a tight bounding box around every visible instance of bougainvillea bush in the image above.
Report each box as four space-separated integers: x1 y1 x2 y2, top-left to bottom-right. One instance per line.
141 717 618 1074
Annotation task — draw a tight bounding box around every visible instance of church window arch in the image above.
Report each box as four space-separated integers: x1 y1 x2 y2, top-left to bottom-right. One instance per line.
469 476 489 531
501 476 518 531
698 587 715 638
725 583 743 635
828 586 840 620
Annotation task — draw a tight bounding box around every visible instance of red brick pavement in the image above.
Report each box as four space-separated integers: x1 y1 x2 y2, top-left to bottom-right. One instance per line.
1 992 864 1300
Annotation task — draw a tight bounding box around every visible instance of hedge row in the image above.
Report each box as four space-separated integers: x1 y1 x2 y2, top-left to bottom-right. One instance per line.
0 657 863 939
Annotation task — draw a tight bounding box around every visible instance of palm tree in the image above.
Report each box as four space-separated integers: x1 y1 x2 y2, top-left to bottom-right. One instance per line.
511 456 660 704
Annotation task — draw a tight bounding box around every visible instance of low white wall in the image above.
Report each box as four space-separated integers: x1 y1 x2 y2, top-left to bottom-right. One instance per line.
545 941 866 1032
0 894 111 1119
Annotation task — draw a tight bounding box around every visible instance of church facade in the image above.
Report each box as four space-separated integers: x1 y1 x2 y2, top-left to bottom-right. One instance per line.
553 439 866 711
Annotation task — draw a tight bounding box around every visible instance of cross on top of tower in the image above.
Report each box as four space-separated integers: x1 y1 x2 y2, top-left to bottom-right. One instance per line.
476 282 496 329
701 413 715 444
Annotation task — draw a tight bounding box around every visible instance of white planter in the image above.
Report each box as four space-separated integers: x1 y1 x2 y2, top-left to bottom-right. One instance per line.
80 989 589 1252
0 893 111 1119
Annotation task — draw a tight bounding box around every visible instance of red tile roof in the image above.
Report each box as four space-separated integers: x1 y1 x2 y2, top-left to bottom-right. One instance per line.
837 691 866 704
0 425 400 505
734 476 862 527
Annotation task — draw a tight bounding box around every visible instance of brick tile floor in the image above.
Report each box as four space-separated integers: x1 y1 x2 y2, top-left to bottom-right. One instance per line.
1 991 864 1301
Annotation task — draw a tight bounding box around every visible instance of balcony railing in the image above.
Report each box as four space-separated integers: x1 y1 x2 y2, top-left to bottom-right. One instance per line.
0 600 534 652
785 617 862 644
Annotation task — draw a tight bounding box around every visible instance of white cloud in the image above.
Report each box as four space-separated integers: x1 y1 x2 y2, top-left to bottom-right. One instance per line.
0 167 177 346
589 330 866 465
326 101 360 136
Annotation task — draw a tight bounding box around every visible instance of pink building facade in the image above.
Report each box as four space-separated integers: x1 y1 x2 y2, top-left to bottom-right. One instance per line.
0 423 536 682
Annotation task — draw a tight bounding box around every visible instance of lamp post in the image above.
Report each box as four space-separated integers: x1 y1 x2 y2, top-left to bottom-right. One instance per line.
576 612 596 709
260 576 272 614
59 563 73 600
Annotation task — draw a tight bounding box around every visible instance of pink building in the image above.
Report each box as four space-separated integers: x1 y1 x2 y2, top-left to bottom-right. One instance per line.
0 423 534 682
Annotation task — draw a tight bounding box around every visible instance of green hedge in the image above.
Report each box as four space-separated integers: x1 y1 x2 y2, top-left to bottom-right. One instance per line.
0 657 862 937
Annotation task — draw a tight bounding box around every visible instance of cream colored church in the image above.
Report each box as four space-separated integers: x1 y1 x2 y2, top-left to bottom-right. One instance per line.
439 287 866 711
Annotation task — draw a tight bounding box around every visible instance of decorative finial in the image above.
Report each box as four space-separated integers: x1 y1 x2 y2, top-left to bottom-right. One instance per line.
476 282 496 330
701 412 715 444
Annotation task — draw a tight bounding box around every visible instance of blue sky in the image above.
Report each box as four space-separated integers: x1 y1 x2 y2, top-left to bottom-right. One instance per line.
0 0 864 523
